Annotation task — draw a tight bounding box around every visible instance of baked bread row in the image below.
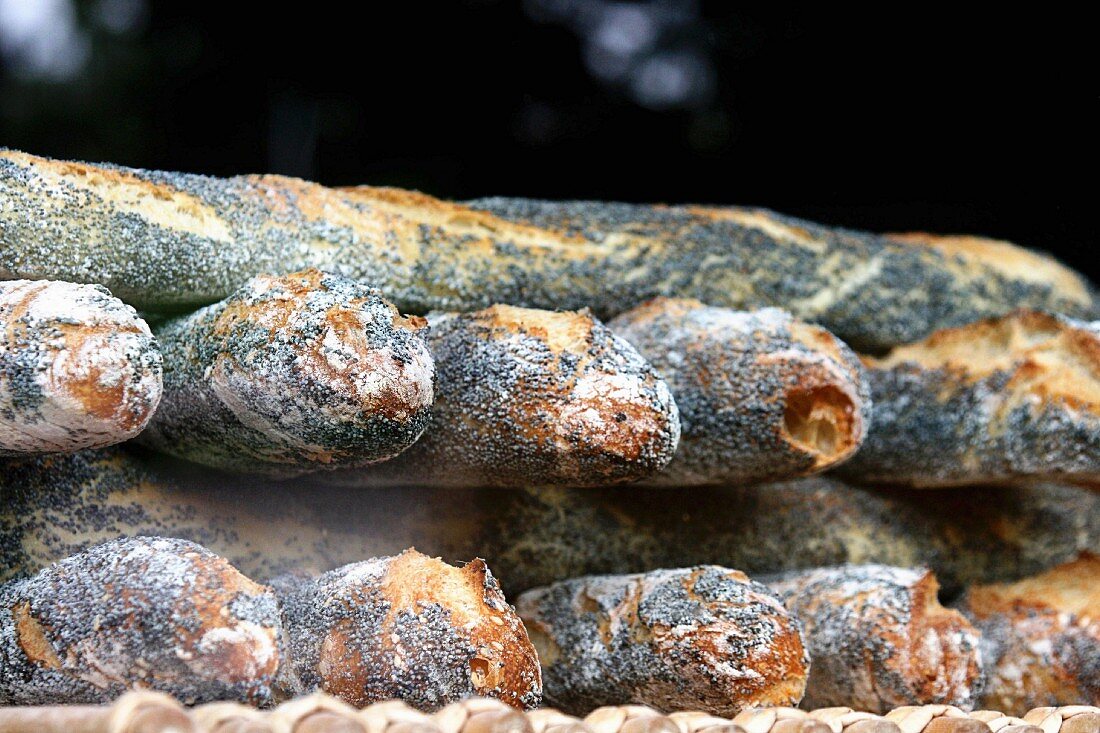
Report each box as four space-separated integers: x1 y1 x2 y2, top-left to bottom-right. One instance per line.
2 691 1094 733
3 445 1096 595
2 149 1095 352
0 537 542 710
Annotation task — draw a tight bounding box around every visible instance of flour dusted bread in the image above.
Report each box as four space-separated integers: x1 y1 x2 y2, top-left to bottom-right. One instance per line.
957 554 1100 713
277 549 541 711
3 149 1095 351
609 298 868 485
516 566 809 716
138 269 433 477
3 447 1097 596
326 304 679 488
0 279 161 455
0 536 290 706
764 565 983 713
843 310 1100 487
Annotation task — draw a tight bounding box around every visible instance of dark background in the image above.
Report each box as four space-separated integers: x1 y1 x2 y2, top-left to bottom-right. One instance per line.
1 2 1095 278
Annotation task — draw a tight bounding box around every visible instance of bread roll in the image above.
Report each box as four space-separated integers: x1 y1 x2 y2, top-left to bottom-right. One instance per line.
276 550 541 711
764 565 983 712
842 310 1100 488
3 150 1094 351
608 298 868 485
516 566 809 716
957 554 1099 713
3 447 1096 597
138 269 433 477
325 304 679 488
0 279 161 455
0 536 291 706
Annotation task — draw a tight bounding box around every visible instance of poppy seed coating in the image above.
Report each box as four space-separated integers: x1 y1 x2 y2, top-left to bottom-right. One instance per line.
0 279 162 456
0 536 291 706
517 566 809 716
2 150 1094 352
610 298 869 485
138 269 434 477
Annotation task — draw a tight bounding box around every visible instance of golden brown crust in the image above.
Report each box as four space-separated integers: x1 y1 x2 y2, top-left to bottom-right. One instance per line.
958 554 1100 713
0 537 289 706
517 567 808 716
844 310 1100 487
326 305 679 488
279 550 541 711
765 566 982 713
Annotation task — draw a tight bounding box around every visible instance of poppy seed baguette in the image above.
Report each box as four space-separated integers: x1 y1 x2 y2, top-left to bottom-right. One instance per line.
608 298 869 485
2 149 1095 351
138 269 434 478
0 279 162 456
2 447 1097 596
841 310 1100 488
762 565 983 713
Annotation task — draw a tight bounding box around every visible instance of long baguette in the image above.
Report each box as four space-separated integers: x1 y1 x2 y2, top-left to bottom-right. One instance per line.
515 566 809 716
138 269 433 477
274 549 542 711
2 150 1094 351
0 536 291 706
2 447 1096 595
608 298 868 485
955 554 1099 714
841 310 1100 488
0 279 162 455
762 565 982 713
323 304 679 488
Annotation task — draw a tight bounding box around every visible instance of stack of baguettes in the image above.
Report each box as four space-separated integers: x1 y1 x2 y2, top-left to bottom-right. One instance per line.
0 149 1097 725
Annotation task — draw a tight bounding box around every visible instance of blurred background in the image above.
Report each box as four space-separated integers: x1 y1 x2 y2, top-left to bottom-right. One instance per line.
0 1 1094 277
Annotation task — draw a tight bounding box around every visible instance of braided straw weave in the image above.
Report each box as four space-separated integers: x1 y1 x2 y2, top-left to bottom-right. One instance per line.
0 695 1095 733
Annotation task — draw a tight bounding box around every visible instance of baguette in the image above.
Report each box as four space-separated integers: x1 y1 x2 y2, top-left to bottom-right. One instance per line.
138 269 433 477
0 279 162 455
956 554 1099 713
0 536 291 706
3 447 1096 596
841 310 1100 488
0 690 196 733
324 304 679 488
432 697 534 733
2 149 1095 351
515 566 809 716
762 565 983 713
608 299 868 485
275 549 541 711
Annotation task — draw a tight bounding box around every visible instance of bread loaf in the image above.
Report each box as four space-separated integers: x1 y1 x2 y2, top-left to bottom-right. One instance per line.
0 536 291 706
324 304 679 488
516 566 809 716
608 298 868 485
138 269 433 477
3 150 1094 351
956 554 1099 713
763 565 983 713
841 310 1100 488
0 279 161 455
3 447 1096 596
276 549 541 711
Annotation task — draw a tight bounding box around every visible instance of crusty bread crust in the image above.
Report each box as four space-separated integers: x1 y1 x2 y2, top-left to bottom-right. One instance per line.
324 304 680 488
0 280 162 455
2 447 1097 597
138 269 433 477
609 298 869 485
517 567 808 716
958 554 1100 713
843 310 1100 487
278 549 541 711
3 150 1095 351
765 565 983 713
0 537 290 706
